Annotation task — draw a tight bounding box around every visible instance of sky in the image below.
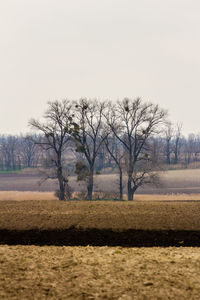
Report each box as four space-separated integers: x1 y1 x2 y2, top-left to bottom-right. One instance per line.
0 0 200 135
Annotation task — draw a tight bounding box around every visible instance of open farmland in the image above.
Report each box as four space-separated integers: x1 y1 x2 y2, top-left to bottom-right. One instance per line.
1 170 200 299
1 169 200 195
1 245 200 300
1 200 200 299
1 200 200 246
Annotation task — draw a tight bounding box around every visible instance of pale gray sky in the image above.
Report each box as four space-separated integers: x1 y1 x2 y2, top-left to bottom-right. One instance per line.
0 0 200 135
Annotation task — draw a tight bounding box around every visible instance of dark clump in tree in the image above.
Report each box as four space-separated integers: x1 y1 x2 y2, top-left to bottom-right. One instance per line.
75 161 89 181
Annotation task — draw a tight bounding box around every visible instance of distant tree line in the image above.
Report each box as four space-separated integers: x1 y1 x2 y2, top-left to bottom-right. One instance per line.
0 134 41 170
1 130 199 171
0 98 199 200
1 127 198 170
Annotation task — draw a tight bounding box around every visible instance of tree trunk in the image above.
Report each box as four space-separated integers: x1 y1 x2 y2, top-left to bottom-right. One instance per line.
119 169 123 200
58 173 65 200
166 140 171 164
132 186 138 201
174 151 178 164
57 156 65 201
127 176 138 201
87 168 94 200
174 139 179 164
127 176 134 200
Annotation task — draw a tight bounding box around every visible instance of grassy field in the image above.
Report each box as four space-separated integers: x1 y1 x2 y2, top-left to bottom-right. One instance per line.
0 245 200 299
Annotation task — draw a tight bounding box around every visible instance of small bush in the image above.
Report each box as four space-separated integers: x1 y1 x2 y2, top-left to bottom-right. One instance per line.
54 183 73 200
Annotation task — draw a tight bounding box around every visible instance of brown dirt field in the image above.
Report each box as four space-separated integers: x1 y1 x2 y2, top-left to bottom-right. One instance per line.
1 200 200 246
0 245 200 299
0 173 57 192
1 200 200 231
2 168 200 194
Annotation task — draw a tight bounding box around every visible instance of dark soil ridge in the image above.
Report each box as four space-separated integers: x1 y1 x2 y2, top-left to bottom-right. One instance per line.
1 228 200 247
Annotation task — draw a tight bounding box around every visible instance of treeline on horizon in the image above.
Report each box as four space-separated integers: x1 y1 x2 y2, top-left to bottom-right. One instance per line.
0 98 199 200
0 121 199 171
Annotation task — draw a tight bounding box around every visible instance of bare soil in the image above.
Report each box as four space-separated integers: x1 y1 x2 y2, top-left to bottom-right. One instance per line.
0 245 200 299
1 198 200 299
1 200 200 231
1 200 200 246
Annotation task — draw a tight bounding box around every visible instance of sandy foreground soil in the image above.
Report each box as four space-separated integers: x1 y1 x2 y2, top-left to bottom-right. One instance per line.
0 245 200 299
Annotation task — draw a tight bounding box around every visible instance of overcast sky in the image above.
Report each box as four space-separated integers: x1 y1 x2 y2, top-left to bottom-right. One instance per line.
0 0 200 135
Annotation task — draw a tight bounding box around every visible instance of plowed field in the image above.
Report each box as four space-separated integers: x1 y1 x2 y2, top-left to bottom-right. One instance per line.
0 246 200 299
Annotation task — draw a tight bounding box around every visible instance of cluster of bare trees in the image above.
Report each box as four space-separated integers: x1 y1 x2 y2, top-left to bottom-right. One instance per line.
0 134 41 170
29 98 167 200
160 124 200 167
1 126 198 172
1 98 199 200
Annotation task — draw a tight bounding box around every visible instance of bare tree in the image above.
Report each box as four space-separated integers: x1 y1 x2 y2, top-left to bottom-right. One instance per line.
0 135 19 170
182 133 200 166
95 143 107 172
105 98 167 200
192 134 200 162
104 134 124 200
164 122 173 165
29 100 75 200
73 98 106 200
148 136 163 165
173 123 182 164
19 134 41 168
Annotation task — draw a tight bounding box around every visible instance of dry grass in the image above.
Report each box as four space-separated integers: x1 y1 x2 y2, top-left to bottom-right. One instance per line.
0 245 200 299
135 193 200 201
0 191 57 201
1 191 200 202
